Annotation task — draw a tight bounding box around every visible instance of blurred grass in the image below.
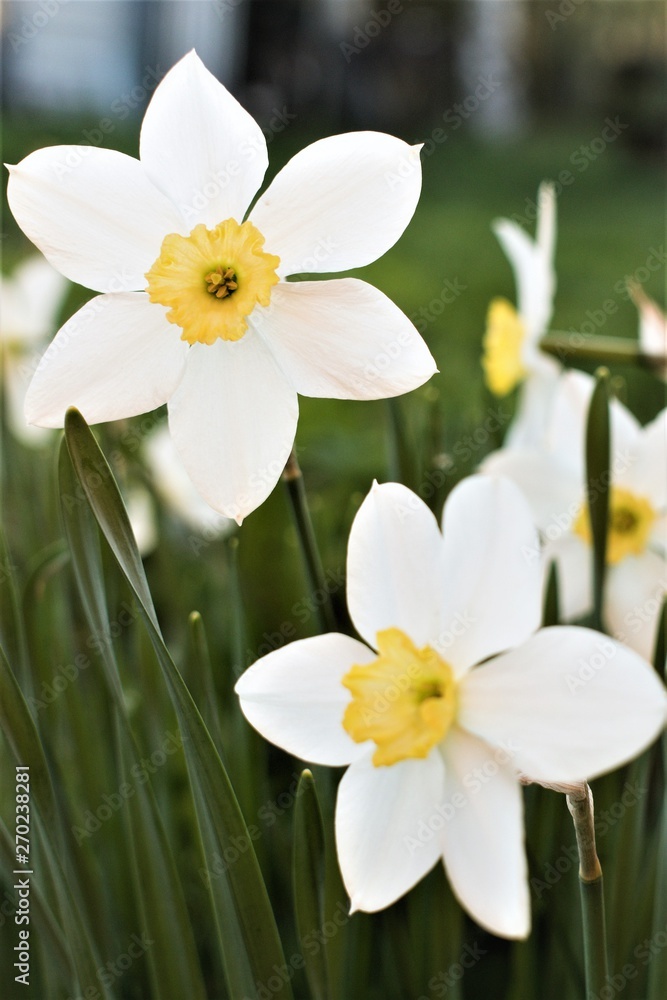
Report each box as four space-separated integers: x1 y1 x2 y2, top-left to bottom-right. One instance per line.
1 109 665 999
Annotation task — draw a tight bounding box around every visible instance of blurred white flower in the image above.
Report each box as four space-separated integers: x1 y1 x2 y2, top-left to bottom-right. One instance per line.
481 182 560 447
1 255 68 446
482 370 666 660
124 482 158 558
629 282 667 382
8 50 436 522
236 476 666 938
142 423 234 540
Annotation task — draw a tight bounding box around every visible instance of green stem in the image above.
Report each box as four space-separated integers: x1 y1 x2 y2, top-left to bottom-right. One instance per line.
585 370 611 632
567 785 609 998
282 450 338 633
541 333 664 371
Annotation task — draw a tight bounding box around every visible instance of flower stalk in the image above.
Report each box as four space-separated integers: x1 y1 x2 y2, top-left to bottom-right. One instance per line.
541 332 665 372
282 450 338 633
566 784 609 999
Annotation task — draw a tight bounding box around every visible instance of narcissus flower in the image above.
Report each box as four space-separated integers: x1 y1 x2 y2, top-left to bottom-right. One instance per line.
6 51 436 521
236 476 666 938
481 182 560 447
0 256 69 446
482 370 667 660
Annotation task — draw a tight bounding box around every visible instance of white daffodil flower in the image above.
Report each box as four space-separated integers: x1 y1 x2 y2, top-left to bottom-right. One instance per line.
481 182 560 447
6 51 436 522
235 476 666 939
482 370 667 660
142 422 234 540
1 255 69 446
630 282 667 382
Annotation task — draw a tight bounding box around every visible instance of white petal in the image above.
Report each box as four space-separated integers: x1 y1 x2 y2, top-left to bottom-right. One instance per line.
24 294 188 427
253 279 436 399
250 132 422 275
235 634 374 766
493 208 554 342
604 553 667 661
440 727 529 939
167 334 298 521
335 752 446 913
437 476 543 673
621 409 667 510
546 370 641 476
140 51 267 227
545 535 593 622
536 181 557 265
480 447 580 532
345 482 446 649
504 365 561 450
631 283 667 372
143 424 234 538
7 148 184 293
459 626 667 784
2 355 52 447
1 256 69 343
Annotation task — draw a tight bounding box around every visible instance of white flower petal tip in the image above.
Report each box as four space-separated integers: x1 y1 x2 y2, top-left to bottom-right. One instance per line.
234 634 374 767
460 627 667 785
140 48 268 227
254 279 436 400
250 131 422 275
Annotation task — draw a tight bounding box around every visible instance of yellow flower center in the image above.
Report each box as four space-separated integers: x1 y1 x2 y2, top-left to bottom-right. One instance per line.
341 628 457 767
481 297 528 397
145 219 280 345
573 486 656 565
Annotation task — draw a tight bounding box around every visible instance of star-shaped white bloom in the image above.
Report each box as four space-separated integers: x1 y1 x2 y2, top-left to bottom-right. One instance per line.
482 370 667 660
6 51 436 522
1 255 69 446
481 182 560 447
235 476 666 938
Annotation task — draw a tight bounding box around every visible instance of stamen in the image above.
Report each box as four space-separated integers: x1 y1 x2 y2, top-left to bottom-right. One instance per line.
205 266 239 299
